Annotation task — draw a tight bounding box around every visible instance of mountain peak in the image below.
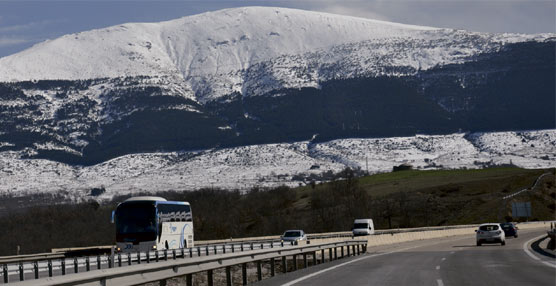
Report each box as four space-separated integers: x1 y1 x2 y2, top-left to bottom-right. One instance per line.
0 6 550 103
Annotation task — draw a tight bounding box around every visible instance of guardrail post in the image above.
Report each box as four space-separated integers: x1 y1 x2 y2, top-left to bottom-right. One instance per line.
48 259 53 277
19 262 24 281
293 255 297 270
334 246 338 260
85 257 90 271
303 253 308 268
223 245 226 254
281 241 284 247
347 244 351 256
61 259 66 275
137 252 142 264
321 249 325 264
155 250 159 262
118 254 122 267
351 245 355 257
74 257 79 273
357 245 361 255
208 246 212 256
257 260 262 281
241 243 244 252
232 244 235 253
3 263 8 283
270 241 273 248
97 255 101 269
242 263 248 285
128 253 132 265
226 266 232 286
329 248 333 261
282 256 287 273
186 274 193 286
207 269 213 286
164 250 168 261
34 261 39 279
341 246 344 258
108 255 113 268
270 258 275 276
181 248 185 258
172 249 176 260
312 251 317 266
189 248 193 257
250 243 254 250
147 251 151 263
260 243 264 250
363 244 367 253
197 247 201 257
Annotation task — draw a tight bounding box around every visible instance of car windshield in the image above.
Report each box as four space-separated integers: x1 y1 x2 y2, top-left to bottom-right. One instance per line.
283 231 302 237
353 223 368 229
479 225 499 231
500 223 513 229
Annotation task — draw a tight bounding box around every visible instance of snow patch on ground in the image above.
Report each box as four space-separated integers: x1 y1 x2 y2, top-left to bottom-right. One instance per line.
0 130 554 199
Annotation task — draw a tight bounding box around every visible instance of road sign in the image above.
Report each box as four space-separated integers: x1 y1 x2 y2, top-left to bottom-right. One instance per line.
511 202 531 218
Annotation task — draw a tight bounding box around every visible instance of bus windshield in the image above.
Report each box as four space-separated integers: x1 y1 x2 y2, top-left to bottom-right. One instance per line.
115 201 157 237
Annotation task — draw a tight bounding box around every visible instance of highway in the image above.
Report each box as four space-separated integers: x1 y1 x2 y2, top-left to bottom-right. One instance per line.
259 229 555 286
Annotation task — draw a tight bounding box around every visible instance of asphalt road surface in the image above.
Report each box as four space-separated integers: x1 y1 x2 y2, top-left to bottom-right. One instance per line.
259 229 555 286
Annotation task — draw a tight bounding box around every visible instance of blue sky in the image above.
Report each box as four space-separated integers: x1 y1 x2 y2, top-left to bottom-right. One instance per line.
0 0 554 58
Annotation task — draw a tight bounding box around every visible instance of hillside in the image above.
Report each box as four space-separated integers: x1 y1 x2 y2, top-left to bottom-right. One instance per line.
1 130 554 196
0 7 554 168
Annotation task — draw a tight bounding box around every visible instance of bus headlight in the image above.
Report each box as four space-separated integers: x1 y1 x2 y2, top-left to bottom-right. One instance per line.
153 245 157 249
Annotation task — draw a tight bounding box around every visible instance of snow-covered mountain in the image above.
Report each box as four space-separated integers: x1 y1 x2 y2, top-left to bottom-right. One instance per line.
1 130 554 199
0 7 551 102
0 6 554 170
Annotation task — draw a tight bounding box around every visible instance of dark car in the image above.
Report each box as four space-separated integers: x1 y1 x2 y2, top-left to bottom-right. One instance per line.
500 222 518 238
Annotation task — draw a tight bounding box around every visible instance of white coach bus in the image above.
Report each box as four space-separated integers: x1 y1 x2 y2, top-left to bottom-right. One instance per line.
112 196 194 252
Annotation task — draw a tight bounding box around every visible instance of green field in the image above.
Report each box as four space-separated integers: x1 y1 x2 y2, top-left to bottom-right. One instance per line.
293 167 555 227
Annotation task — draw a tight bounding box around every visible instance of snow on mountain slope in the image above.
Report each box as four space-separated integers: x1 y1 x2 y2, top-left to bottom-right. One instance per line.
0 7 550 103
1 130 554 199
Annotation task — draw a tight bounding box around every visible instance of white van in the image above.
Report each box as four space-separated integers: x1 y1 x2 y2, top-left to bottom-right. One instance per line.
352 219 375 236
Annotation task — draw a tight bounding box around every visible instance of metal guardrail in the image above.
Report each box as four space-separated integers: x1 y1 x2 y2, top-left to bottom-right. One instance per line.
1 239 330 284
502 172 551 200
0 253 65 264
8 240 368 286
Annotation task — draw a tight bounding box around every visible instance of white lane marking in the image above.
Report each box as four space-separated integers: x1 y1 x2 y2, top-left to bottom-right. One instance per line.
281 244 428 286
522 234 556 268
441 257 446 261
436 265 440 270
437 279 445 286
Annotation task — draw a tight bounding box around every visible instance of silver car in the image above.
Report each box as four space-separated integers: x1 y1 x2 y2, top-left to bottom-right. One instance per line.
476 223 506 246
280 230 307 242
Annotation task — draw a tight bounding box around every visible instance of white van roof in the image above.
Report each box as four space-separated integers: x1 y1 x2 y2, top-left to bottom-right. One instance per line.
124 196 167 202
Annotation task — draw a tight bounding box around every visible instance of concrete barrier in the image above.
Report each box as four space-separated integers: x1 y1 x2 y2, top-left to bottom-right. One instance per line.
303 221 554 251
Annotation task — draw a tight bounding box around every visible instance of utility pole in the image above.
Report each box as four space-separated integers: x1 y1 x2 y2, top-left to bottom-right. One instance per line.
366 156 368 175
